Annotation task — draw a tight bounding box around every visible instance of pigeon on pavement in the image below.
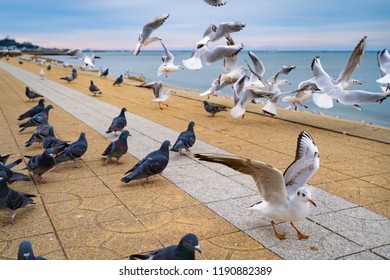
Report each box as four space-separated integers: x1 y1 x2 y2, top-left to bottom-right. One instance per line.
99 68 109 77
24 124 51 147
0 171 36 225
171 121 196 155
18 240 47 260
19 105 53 132
18 98 45 120
0 157 31 184
121 140 170 184
129 233 201 260
106 108 127 135
24 150 56 184
25 87 43 101
43 126 69 156
102 130 130 166
203 100 227 116
113 74 123 86
89 80 102 96
55 132 88 168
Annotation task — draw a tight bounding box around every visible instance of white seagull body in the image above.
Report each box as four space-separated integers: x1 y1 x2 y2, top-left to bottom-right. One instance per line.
157 41 183 77
195 131 319 240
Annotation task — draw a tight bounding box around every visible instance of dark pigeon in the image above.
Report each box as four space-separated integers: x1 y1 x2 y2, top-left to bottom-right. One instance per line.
0 157 31 184
129 233 201 260
102 130 130 166
24 150 56 184
46 64 51 71
18 240 47 260
121 140 170 184
171 121 196 154
89 80 102 96
60 69 77 82
43 126 69 156
0 171 36 225
18 98 45 120
19 105 53 132
25 87 43 101
55 132 88 168
106 108 127 135
99 68 109 77
203 100 227 116
25 124 51 147
113 74 123 86
0 154 12 165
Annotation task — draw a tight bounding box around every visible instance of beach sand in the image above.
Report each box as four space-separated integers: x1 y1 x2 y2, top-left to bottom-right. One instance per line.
0 55 389 260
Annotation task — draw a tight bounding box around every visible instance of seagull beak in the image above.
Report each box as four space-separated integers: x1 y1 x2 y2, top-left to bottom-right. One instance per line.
194 245 201 253
308 199 317 207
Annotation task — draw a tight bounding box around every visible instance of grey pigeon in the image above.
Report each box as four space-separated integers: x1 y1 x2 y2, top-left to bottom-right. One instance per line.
25 124 51 147
121 140 170 184
0 157 31 184
43 126 69 156
60 70 77 82
19 105 53 132
171 121 196 154
106 108 127 135
25 87 43 101
46 64 51 71
18 240 47 260
113 74 123 86
203 100 227 116
99 68 109 77
24 151 56 184
89 80 102 96
129 233 201 260
55 132 88 168
0 171 36 225
0 154 12 165
102 130 130 166
18 98 45 120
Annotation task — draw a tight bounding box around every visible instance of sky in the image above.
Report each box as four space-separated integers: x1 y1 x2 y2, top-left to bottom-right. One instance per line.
1 0 389 51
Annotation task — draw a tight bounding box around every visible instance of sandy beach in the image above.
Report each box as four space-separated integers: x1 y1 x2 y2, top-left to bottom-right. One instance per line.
0 55 389 260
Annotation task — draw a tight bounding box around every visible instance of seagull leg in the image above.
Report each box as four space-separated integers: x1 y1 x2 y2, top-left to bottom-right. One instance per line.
159 103 163 110
290 222 309 239
271 220 285 240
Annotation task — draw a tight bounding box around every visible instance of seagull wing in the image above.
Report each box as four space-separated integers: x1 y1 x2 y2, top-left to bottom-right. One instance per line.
194 153 288 204
311 57 342 97
141 13 170 43
283 131 320 196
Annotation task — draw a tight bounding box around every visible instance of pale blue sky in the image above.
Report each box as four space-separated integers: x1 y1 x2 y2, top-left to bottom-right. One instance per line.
1 0 389 51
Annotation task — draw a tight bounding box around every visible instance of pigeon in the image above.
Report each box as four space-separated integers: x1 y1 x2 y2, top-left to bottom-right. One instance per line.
0 171 36 225
24 124 51 147
0 157 31 184
99 67 109 77
25 87 43 101
55 132 88 168
18 98 45 120
121 140 170 184
106 108 127 135
134 13 169 55
170 121 196 155
129 233 201 260
18 240 47 260
204 0 226 6
46 64 51 71
43 126 69 156
194 131 319 240
0 154 12 165
24 151 56 184
102 130 130 166
19 105 53 132
113 74 123 86
60 70 77 82
89 80 102 96
203 100 227 116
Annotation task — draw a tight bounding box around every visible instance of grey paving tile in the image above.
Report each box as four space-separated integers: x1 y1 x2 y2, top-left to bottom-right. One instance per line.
372 245 390 259
337 250 386 260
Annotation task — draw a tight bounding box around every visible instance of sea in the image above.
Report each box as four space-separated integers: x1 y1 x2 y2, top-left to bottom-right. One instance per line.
44 50 390 128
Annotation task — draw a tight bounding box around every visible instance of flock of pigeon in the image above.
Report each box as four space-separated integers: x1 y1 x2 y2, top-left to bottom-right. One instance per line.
2 0 390 260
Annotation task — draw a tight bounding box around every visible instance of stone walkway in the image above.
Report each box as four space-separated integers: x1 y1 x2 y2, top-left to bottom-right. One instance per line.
0 60 389 260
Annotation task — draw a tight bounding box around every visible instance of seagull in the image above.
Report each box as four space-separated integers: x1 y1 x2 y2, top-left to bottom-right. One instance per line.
39 68 45 79
137 81 163 98
153 89 175 110
282 82 319 111
182 43 244 70
134 13 169 56
194 130 319 240
196 22 246 48
67 48 95 68
376 49 390 87
157 40 184 77
199 78 229 99
312 36 367 109
311 56 389 110
203 0 226 6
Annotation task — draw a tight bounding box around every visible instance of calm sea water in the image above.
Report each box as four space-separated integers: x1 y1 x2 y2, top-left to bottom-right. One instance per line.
45 51 390 128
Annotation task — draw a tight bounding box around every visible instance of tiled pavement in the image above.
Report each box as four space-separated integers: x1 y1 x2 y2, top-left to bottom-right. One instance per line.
0 59 389 260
